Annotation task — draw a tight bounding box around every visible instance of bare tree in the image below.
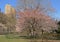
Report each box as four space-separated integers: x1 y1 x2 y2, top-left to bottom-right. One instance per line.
6 14 16 33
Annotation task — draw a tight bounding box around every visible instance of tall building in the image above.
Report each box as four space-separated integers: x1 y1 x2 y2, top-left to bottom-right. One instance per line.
5 4 17 32
5 4 16 17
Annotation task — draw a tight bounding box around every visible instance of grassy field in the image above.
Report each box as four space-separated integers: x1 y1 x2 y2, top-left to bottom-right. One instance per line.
0 35 60 42
0 35 28 42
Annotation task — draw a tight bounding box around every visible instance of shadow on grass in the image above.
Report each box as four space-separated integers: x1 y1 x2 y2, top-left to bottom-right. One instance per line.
5 34 40 39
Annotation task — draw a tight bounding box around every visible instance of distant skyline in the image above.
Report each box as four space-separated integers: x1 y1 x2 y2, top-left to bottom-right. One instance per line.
0 0 60 20
0 0 16 12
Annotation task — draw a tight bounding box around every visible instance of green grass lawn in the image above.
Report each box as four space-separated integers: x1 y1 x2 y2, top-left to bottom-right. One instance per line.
0 35 28 42
0 35 60 42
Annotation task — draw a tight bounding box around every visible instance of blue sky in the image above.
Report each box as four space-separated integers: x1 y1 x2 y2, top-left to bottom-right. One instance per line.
51 0 60 20
0 0 60 20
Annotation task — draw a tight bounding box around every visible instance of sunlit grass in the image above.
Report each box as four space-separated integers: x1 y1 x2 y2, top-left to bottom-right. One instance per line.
0 35 27 42
0 35 60 42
